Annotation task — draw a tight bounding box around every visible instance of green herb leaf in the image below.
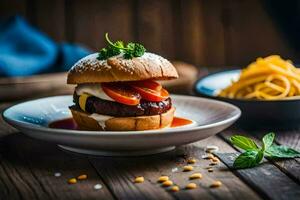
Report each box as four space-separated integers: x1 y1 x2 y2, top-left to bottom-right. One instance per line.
126 42 135 49
98 48 108 60
233 150 262 169
123 52 134 59
114 41 125 48
230 135 259 150
133 43 146 57
124 43 146 59
231 132 300 169
108 45 122 56
256 149 264 163
262 132 275 151
265 144 300 158
98 33 146 60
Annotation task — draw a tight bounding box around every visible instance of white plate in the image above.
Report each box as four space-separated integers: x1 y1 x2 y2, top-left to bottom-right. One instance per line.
3 95 241 156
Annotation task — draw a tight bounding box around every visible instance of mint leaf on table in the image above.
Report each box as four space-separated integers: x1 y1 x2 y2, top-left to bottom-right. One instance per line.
265 144 300 158
262 132 275 151
256 149 264 163
230 135 259 150
230 132 300 169
233 150 264 169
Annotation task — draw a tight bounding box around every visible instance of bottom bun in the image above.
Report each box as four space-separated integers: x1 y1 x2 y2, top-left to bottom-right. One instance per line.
70 107 175 131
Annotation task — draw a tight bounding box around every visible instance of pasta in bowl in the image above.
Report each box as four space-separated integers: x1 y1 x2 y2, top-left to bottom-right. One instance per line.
194 55 300 128
219 55 300 100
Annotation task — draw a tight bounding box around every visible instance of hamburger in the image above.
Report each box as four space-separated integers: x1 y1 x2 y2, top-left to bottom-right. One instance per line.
67 34 178 131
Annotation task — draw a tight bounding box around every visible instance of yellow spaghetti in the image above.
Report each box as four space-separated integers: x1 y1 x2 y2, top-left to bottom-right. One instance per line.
218 55 300 100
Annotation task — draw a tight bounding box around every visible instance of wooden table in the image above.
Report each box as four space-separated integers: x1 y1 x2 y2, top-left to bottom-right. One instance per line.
0 73 300 200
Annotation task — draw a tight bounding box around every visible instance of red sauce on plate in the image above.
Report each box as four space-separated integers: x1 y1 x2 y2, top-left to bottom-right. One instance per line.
171 117 193 127
49 118 78 130
49 117 192 130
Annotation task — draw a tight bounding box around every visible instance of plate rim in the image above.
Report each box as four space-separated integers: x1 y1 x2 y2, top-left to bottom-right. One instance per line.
194 69 300 103
3 94 241 136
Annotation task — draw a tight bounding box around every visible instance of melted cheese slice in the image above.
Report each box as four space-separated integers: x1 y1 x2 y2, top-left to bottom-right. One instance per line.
78 93 112 129
75 84 114 101
79 93 91 111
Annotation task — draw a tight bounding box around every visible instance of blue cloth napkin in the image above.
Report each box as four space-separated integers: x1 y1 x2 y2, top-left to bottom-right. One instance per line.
0 16 91 77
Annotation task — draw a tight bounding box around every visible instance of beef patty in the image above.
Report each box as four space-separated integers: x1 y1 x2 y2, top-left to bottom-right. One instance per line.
73 93 172 117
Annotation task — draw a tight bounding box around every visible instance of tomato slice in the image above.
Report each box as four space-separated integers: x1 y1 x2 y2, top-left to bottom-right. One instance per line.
132 86 169 102
101 83 141 105
129 80 162 91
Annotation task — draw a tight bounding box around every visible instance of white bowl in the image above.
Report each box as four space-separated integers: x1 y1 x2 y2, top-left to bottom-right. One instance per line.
3 95 241 156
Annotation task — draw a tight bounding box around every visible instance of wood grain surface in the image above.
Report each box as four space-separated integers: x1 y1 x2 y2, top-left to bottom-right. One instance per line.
1 1 300 198
0 96 300 199
0 66 300 199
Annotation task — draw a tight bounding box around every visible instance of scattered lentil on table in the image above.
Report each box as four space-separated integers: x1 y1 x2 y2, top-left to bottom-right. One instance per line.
68 178 77 184
134 176 144 183
210 181 222 188
162 180 173 187
189 173 203 179
158 176 169 182
183 165 194 171
204 154 214 159
78 174 88 180
170 185 180 192
186 183 197 189
212 157 220 162
187 158 197 164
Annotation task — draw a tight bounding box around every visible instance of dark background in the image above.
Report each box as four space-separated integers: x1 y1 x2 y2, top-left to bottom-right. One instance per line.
1 0 300 68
